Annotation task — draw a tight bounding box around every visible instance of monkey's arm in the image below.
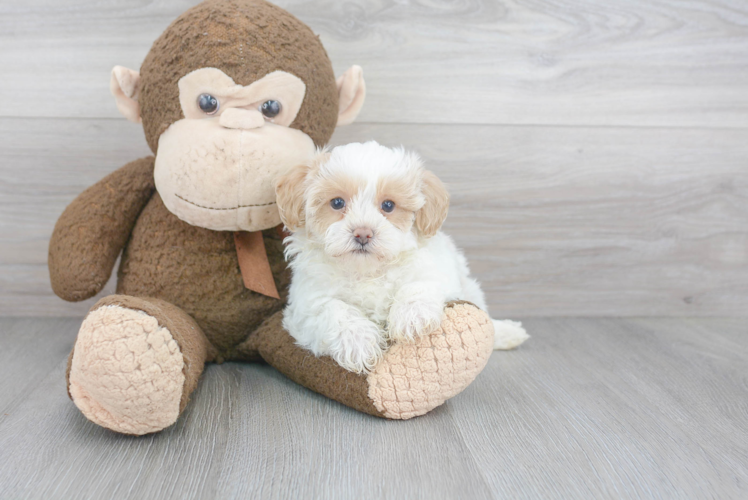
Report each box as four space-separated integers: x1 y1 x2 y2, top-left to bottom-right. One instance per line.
49 156 155 301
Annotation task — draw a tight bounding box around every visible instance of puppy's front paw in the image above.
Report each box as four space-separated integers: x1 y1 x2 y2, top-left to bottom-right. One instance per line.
330 318 386 374
388 300 444 343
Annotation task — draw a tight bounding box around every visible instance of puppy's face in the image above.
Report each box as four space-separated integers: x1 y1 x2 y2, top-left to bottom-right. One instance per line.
276 142 449 266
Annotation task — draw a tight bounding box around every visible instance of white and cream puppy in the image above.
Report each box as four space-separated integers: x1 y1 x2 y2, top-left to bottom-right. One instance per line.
275 141 528 374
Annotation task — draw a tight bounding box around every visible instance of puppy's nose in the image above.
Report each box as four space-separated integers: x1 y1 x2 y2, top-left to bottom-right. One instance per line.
353 228 373 246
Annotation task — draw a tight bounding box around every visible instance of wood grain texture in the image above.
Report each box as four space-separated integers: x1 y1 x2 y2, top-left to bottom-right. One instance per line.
2 1 746 498
334 124 748 317
2 117 746 316
1 0 748 127
452 316 748 499
0 0 746 316
0 317 746 499
0 318 78 415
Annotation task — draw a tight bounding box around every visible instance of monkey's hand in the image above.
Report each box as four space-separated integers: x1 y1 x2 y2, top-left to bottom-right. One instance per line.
49 157 155 301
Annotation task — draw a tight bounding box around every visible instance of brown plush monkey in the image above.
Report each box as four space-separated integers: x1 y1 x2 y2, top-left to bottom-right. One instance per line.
49 0 495 435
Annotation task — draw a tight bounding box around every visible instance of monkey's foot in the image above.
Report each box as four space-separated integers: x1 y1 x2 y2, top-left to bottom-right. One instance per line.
252 302 494 420
67 304 185 435
367 301 495 419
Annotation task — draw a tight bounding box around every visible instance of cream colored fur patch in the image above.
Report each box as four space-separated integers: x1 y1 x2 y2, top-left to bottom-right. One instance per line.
68 305 185 435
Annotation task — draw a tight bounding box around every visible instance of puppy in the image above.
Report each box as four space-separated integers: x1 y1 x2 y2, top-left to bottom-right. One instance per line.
275 141 528 373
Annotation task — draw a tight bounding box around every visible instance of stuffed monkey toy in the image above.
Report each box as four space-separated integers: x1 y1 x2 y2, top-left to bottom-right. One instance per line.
49 0 495 435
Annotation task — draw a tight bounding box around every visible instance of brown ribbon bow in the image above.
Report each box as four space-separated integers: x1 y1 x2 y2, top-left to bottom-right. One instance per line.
234 230 280 299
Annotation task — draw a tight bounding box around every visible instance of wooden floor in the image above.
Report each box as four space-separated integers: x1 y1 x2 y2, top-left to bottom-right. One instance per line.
0 317 746 499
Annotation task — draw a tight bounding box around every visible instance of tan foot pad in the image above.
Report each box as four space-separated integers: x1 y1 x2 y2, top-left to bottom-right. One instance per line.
68 305 185 435
367 302 495 419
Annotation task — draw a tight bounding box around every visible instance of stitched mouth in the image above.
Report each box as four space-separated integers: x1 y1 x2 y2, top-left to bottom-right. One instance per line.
175 193 277 211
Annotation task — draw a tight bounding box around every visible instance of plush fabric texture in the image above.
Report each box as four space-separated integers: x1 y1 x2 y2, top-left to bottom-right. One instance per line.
116 187 290 358
232 302 494 420
138 0 339 153
111 66 142 123
48 157 155 301
153 115 316 232
178 69 306 126
68 305 185 435
367 301 495 419
91 295 215 411
52 160 497 428
50 0 496 434
66 296 213 435
237 310 386 417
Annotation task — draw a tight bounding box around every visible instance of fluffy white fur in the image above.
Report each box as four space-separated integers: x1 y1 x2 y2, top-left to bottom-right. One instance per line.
279 141 528 373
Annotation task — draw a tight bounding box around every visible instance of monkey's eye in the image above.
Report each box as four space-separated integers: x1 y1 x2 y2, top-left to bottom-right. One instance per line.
330 197 346 210
197 94 219 114
381 200 395 213
260 100 282 119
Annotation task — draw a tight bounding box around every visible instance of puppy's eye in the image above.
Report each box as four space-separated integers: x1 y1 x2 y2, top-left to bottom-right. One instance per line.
260 100 282 119
197 94 219 114
330 197 346 210
381 200 395 213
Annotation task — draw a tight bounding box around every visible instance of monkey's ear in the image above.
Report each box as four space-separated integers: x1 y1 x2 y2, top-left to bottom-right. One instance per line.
416 170 450 238
336 65 366 126
110 66 142 123
275 164 309 231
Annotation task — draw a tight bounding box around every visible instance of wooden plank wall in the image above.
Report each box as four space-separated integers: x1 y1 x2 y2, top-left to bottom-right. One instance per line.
1 0 747 317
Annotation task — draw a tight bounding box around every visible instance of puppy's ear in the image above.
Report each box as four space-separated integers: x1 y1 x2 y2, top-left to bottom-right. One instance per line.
416 170 449 238
275 164 309 231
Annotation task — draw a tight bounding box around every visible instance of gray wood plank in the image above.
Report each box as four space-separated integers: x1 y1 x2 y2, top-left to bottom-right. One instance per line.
334 124 748 317
0 317 746 499
2 117 746 317
0 325 492 500
0 318 77 415
1 0 747 127
452 317 748 499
